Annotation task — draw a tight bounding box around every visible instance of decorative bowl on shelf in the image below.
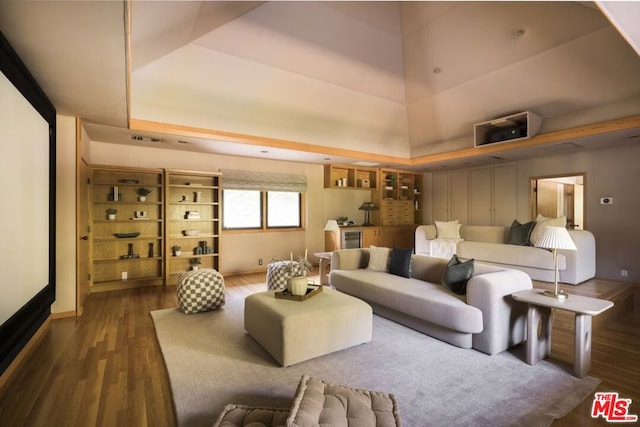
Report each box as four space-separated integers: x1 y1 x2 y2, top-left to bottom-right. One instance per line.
183 230 199 236
114 232 140 238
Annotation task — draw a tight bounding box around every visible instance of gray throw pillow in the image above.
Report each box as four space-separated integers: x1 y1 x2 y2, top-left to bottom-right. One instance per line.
507 219 535 246
388 247 413 278
442 254 474 295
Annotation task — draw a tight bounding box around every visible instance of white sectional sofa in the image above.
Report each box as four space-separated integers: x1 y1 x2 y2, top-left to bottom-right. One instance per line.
329 249 533 355
415 224 596 285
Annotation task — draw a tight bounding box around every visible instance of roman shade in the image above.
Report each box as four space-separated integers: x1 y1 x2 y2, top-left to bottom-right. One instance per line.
220 169 307 192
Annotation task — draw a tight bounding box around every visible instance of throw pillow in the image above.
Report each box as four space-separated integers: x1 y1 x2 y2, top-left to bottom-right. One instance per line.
367 246 391 272
530 214 567 245
441 254 474 295
388 247 413 278
507 219 536 246
435 220 461 239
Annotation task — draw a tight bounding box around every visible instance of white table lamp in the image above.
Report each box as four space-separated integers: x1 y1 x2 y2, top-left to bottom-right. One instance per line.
324 220 340 231
534 226 577 299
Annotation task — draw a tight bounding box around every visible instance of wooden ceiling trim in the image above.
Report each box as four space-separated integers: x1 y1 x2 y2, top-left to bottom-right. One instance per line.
130 114 640 168
129 118 412 165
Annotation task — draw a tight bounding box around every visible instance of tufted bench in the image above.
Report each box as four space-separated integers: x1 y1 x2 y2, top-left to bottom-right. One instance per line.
177 268 225 314
212 375 402 427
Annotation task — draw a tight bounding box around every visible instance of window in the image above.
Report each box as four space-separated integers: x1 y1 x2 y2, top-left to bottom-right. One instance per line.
267 191 301 228
223 190 261 229
223 190 303 230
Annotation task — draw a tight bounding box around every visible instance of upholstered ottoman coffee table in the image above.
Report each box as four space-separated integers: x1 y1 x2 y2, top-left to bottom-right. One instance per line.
244 288 372 366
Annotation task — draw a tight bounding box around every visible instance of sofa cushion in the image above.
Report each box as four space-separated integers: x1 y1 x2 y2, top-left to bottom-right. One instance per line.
388 247 413 278
331 269 483 334
459 225 509 244
435 220 461 239
507 220 535 246
287 375 401 427
367 246 390 272
442 255 474 295
457 241 565 271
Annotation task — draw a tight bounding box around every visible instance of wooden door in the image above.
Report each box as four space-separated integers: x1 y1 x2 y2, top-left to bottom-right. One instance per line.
76 159 90 316
536 180 559 218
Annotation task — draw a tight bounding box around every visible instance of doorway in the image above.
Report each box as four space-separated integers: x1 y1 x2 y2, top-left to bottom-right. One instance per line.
530 173 585 229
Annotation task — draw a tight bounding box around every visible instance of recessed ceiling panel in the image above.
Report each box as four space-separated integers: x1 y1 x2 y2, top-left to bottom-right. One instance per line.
192 1 406 103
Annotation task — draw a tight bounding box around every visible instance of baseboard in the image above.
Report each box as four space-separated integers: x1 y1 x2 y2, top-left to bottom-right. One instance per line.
223 268 267 277
0 315 51 393
51 310 76 319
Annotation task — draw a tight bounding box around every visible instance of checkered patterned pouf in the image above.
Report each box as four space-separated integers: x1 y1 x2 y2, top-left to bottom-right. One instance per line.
266 261 301 291
177 268 225 314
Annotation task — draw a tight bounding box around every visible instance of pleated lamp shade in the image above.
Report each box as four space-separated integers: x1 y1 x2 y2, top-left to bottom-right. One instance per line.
534 226 577 251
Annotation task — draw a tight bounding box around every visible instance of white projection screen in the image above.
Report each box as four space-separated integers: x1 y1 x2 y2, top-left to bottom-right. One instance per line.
0 72 50 324
0 30 56 376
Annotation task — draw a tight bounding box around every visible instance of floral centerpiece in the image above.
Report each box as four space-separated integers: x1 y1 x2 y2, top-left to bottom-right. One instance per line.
274 250 313 296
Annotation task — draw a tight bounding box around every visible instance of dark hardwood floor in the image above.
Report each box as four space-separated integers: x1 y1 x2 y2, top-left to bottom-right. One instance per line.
0 273 637 426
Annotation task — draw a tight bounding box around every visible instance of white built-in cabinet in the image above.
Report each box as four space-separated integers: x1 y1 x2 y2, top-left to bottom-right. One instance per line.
432 163 517 227
469 164 517 226
432 170 469 224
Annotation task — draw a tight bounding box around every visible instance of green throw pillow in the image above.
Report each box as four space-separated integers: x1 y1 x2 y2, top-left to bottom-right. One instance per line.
442 254 474 295
507 219 535 246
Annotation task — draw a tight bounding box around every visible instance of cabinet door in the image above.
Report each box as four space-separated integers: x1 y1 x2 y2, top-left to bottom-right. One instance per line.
492 164 517 226
362 227 379 248
392 226 415 249
378 228 394 248
448 171 469 224
432 173 449 222
469 168 492 225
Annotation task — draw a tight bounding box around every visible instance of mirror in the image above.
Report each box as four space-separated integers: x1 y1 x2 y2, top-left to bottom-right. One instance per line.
530 174 585 229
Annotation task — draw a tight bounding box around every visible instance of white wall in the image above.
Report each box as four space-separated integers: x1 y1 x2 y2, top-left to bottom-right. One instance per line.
516 144 640 282
52 115 77 315
89 141 356 274
423 143 640 282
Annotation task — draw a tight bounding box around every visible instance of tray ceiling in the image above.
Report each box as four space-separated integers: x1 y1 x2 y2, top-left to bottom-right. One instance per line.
1 1 639 169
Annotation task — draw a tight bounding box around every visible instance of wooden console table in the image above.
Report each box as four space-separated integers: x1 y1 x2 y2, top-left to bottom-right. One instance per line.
511 289 613 378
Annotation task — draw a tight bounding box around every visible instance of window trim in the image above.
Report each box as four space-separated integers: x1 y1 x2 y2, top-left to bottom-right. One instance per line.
222 189 305 232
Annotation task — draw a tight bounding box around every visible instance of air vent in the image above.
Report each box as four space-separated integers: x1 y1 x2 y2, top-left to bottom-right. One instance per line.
542 142 584 152
131 135 163 143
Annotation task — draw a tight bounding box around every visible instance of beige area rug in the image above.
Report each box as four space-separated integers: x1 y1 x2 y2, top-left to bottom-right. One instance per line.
151 297 600 427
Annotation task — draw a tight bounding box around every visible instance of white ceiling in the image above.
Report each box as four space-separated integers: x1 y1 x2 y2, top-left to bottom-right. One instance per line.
1 1 640 171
